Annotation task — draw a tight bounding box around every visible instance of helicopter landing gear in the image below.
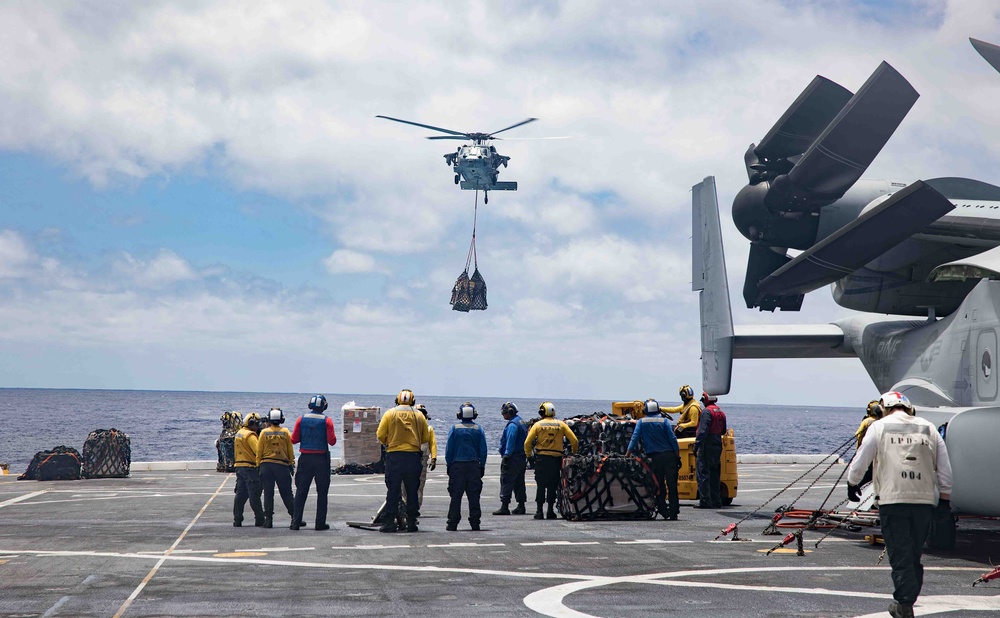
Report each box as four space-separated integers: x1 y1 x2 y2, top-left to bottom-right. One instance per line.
484 191 488 205
454 174 460 185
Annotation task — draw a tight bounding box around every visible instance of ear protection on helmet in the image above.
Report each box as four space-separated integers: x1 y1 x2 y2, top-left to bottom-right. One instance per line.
267 408 284 424
866 400 883 419
679 384 694 400
396 389 415 406
244 412 261 428
458 402 477 420
501 402 519 416
309 394 328 412
644 399 660 416
538 401 556 418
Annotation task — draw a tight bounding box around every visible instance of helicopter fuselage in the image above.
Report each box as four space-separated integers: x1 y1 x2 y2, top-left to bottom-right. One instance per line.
444 143 511 191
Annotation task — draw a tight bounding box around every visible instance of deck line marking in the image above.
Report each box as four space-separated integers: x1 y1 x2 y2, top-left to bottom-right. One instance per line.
235 547 315 553
136 549 219 554
615 540 692 545
0 490 47 508
41 595 70 617
343 544 411 550
520 541 600 546
427 543 506 548
111 474 230 618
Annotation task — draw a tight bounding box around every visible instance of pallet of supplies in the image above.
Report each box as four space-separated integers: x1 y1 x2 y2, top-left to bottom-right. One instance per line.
341 402 383 467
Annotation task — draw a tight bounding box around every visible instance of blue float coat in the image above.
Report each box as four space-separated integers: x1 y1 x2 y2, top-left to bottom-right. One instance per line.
628 415 680 454
445 420 488 467
499 414 529 459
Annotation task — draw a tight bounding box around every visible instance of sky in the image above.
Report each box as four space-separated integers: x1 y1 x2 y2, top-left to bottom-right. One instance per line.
1 0 999 405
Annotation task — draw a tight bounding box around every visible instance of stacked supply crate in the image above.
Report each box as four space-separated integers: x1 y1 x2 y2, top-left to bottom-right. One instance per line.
341 402 383 465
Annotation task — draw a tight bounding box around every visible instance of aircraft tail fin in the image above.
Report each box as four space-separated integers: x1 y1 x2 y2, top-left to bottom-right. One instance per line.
692 176 734 396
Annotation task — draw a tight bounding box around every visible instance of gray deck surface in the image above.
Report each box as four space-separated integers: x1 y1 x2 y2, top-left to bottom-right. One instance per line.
1 462 999 617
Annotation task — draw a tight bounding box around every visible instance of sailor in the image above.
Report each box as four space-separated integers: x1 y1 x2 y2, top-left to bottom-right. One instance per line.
664 385 701 438
846 391 952 618
626 399 680 520
233 412 264 527
289 394 337 531
494 402 529 516
694 392 727 509
524 402 579 520
255 408 297 529
414 403 437 516
854 400 883 487
376 389 430 533
445 402 489 531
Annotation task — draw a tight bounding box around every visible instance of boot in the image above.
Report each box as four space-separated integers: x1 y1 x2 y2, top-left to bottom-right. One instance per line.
493 502 511 516
446 522 458 531
379 522 398 533
233 520 242 527
512 502 526 515
470 522 481 531
290 520 300 530
315 523 330 531
546 504 557 520
263 518 273 529
888 602 914 618
406 520 418 533
533 504 545 520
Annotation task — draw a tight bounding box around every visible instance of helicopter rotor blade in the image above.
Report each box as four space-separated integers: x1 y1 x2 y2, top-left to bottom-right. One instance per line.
425 136 471 140
492 136 573 141
375 115 469 137
488 118 538 137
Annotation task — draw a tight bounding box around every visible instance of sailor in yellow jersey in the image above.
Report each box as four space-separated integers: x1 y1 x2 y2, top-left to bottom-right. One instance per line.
255 408 297 529
233 412 264 527
664 384 701 438
376 389 430 533
854 400 883 487
414 404 437 515
524 402 579 520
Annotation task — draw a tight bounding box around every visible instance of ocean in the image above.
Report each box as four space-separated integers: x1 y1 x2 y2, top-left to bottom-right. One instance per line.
0 388 864 472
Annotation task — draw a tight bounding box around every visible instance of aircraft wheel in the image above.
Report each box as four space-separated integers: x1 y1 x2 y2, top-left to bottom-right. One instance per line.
454 174 459 184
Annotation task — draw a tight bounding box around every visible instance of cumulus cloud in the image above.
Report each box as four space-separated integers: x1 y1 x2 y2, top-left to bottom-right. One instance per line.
0 230 34 278
114 249 198 288
323 249 381 274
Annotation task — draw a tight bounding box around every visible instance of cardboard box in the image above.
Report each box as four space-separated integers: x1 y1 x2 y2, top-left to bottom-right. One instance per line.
341 403 383 465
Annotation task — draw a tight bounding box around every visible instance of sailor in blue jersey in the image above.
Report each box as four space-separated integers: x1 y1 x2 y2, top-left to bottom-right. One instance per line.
493 402 529 515
626 399 680 520
290 395 337 531
445 402 489 531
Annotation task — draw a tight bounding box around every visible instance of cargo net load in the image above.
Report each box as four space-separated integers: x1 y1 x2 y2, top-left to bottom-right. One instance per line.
216 411 243 473
82 428 131 478
450 191 487 312
18 446 82 481
557 413 659 521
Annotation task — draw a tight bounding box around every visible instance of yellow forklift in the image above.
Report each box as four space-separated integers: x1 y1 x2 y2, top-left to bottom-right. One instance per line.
612 401 737 505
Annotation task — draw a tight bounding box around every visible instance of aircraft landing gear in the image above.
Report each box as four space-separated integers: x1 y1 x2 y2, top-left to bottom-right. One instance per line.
454 174 460 184
484 191 488 204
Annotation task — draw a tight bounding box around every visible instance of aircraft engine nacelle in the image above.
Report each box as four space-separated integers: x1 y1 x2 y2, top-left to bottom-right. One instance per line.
732 182 820 249
833 271 976 316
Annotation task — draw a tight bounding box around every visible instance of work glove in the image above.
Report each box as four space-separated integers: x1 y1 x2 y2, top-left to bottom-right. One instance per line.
429 457 437 471
625 450 633 458
847 483 861 502
480 466 486 478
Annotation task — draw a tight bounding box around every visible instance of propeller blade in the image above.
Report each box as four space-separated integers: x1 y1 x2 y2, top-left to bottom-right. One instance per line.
754 76 853 161
426 136 470 140
492 136 573 141
758 181 954 297
743 243 799 311
376 115 469 137
971 38 1000 75
765 62 919 212
489 118 538 136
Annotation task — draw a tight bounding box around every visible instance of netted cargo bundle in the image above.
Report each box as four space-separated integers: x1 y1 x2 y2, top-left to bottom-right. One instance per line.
18 446 82 481
82 429 131 478
216 411 243 473
450 270 472 312
559 454 659 521
332 458 386 475
564 413 645 458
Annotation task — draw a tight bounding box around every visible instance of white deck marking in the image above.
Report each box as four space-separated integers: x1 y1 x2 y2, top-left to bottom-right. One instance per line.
235 547 315 553
136 549 220 554
343 544 411 550
426 543 506 548
521 541 600 546
0 490 47 508
41 595 70 617
111 475 230 618
614 540 692 545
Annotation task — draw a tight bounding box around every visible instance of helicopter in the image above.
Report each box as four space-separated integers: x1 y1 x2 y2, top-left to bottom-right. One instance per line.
376 115 542 204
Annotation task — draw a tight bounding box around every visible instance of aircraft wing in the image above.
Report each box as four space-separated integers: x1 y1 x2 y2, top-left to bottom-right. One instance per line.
692 177 856 396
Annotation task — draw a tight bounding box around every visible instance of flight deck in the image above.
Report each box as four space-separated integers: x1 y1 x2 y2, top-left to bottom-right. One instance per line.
1 462 998 617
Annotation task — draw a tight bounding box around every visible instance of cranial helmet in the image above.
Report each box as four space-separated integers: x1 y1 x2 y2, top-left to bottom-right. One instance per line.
309 394 328 413
866 400 883 419
644 399 660 416
244 412 262 428
538 402 556 418
701 391 718 405
415 403 429 418
679 384 695 400
458 402 477 420
396 389 416 406
267 408 285 425
879 391 913 414
501 402 519 416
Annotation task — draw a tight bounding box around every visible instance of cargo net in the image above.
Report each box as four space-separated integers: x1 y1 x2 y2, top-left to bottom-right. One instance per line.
82 428 132 478
564 413 645 458
333 455 386 475
559 454 659 521
18 446 82 481
216 411 243 472
450 192 487 312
